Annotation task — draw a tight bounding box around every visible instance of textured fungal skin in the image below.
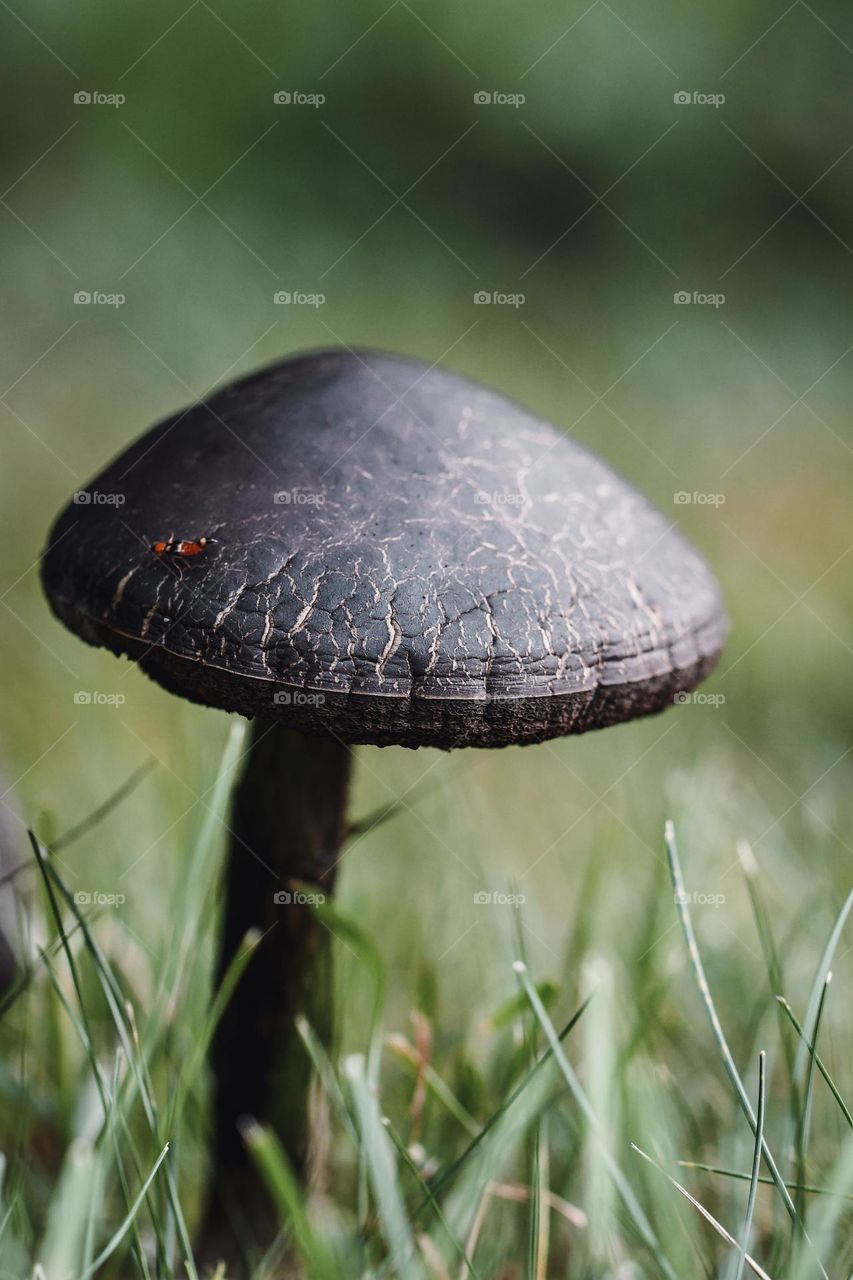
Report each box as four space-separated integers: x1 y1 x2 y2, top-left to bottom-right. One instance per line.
41 348 727 747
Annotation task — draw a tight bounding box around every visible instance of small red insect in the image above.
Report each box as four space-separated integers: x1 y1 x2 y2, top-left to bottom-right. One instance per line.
151 535 213 557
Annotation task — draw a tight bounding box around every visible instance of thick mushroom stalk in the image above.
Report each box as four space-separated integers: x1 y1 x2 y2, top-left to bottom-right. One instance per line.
209 722 351 1232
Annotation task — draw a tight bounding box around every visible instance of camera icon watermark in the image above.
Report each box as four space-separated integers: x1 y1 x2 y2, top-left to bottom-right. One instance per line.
272 690 326 707
73 489 126 506
273 290 325 308
673 490 726 507
74 90 126 108
673 90 725 108
273 889 326 905
674 890 725 908
273 90 325 107
473 890 526 907
474 489 523 508
273 487 326 506
74 890 127 907
674 691 725 707
74 290 126 308
73 690 127 707
474 289 525 307
473 90 526 108
673 290 725 308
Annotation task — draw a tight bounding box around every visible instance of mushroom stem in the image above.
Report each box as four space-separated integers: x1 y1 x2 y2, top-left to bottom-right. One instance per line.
209 720 352 1233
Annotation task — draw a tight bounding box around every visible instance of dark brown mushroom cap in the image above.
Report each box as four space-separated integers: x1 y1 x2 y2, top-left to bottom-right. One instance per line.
41 348 726 747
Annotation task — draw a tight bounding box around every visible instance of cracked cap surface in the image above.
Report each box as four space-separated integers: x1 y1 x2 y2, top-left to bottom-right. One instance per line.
41 347 726 747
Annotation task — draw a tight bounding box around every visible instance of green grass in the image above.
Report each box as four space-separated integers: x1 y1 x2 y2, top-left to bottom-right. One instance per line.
0 723 850 1277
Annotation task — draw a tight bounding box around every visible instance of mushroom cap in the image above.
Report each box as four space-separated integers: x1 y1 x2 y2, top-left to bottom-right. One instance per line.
41 348 726 748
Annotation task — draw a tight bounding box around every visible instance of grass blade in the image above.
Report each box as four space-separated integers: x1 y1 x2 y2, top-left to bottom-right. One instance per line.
385 1034 479 1137
52 761 156 854
632 1145 774 1280
345 1054 426 1280
241 1119 338 1280
678 1163 853 1200
77 1144 170 1280
296 1014 359 1145
734 1051 766 1280
382 1114 483 1280
514 960 678 1280
793 890 853 1089
32 834 196 1278
776 997 853 1129
797 971 832 1220
665 822 820 1257
788 1135 853 1280
165 924 261 1135
415 994 592 1217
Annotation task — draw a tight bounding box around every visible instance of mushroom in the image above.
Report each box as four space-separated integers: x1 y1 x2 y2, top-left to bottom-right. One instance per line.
41 347 726 1234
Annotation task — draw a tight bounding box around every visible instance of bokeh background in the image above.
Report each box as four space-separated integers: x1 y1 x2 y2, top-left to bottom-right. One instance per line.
1 0 851 1271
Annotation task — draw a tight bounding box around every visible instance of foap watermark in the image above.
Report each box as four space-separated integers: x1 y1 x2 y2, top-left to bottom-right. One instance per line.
674 290 725 308
274 487 326 506
74 90 125 108
474 489 523 508
274 889 326 905
273 290 325 308
273 690 326 707
73 690 126 706
673 90 725 109
674 890 726 908
73 489 125 506
74 290 126 308
673 490 725 507
474 289 525 308
74 890 127 907
474 90 526 108
473 890 526 907
674 690 725 707
273 90 325 107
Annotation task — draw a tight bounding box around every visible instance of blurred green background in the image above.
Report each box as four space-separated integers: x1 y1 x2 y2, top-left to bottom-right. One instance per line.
1 0 851 1269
